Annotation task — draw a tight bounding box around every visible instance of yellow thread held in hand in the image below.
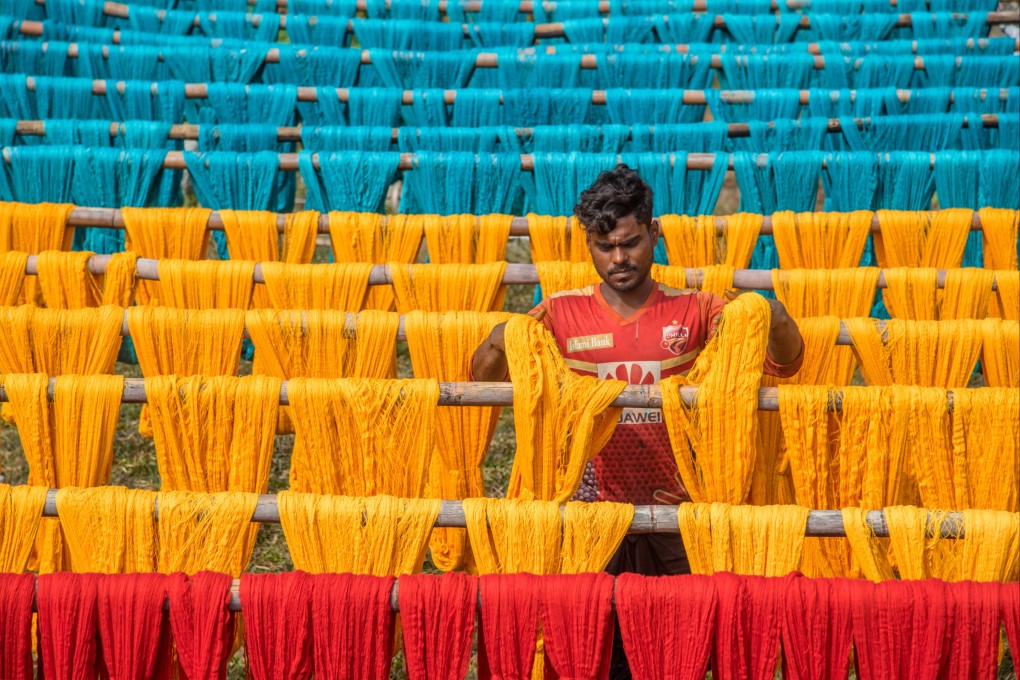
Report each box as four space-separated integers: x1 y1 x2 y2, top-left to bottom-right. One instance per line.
503 315 625 503
661 293 771 504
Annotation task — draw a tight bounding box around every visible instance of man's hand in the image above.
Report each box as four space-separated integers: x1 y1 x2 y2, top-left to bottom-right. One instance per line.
723 290 804 366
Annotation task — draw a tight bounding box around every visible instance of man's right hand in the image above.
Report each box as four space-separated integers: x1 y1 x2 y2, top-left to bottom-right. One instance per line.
470 321 510 382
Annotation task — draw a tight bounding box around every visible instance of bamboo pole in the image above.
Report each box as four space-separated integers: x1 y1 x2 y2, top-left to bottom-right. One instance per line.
20 255 1004 291
29 0 944 18
37 488 965 538
0 377 964 411
71 307 885 344
9 112 1004 145
17 77 1017 111
55 205 990 237
0 145 969 172
35 39 1019 72
14 9 1020 38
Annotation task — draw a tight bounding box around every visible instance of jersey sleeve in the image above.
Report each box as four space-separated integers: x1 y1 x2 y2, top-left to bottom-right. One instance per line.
699 291 804 378
527 299 555 332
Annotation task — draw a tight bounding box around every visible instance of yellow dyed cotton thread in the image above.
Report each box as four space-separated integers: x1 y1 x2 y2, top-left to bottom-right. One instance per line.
278 492 439 576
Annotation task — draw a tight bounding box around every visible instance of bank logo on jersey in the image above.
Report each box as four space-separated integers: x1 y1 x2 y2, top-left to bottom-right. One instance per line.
660 322 689 356
566 333 614 353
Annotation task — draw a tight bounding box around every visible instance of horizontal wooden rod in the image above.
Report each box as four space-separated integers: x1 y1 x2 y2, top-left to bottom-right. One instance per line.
17 77 1015 110
57 206 989 237
27 497 968 613
15 21 1018 55
39 39 1020 72
34 0 927 18
9 113 1003 145
0 146 955 173
37 488 965 539
15 8 1019 38
88 308 877 344
20 254 1000 291
0 378 963 411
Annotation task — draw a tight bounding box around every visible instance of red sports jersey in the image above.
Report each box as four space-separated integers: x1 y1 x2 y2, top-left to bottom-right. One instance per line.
531 281 802 505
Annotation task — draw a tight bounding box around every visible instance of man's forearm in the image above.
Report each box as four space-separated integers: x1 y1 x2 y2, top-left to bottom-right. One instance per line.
470 323 509 381
767 310 804 365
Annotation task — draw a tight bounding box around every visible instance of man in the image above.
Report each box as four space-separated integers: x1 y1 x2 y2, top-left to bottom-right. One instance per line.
471 164 804 675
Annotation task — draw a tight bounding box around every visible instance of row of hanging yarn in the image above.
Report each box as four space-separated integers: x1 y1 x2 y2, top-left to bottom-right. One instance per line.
0 483 1017 582
1 150 1017 234
4 115 1019 154
3 40 1019 88
3 77 1019 124
1 570 1015 680
7 7 1008 46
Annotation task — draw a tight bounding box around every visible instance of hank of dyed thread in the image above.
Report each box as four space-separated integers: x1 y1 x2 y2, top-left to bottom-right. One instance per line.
36 572 101 680
240 571 314 680
311 573 395 680
398 572 478 680
0 573 36 679
167 571 236 679
539 572 615 680
477 573 541 680
96 573 170 680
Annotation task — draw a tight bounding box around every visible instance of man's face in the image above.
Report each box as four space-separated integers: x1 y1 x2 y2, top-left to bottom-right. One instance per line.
586 213 660 293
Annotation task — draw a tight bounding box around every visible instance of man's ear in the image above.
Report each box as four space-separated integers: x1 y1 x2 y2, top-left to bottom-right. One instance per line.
649 218 661 241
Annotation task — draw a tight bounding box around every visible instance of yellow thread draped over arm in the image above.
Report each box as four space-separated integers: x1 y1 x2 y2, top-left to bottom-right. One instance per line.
260 261 372 311
390 262 507 313
0 483 47 572
660 215 716 267
980 319 1019 387
661 293 771 504
278 492 439 575
329 212 424 310
979 208 1019 270
156 490 258 576
503 315 625 503
154 259 256 309
772 210 872 269
286 378 438 496
535 261 600 297
56 486 158 574
677 502 807 576
404 310 511 571
960 509 1020 582
0 251 27 305
560 501 633 574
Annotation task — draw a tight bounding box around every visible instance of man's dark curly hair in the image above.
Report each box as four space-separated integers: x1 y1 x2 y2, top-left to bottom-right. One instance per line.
573 164 654 236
